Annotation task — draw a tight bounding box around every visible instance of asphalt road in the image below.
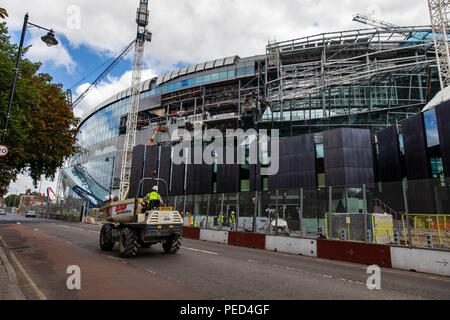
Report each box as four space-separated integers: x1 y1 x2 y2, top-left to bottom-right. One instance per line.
0 213 449 300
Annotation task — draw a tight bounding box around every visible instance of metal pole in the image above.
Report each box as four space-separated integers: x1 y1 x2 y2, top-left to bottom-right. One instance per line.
253 191 258 233
2 13 28 145
402 180 413 249
300 188 304 237
328 186 333 239
206 193 211 229
363 184 368 243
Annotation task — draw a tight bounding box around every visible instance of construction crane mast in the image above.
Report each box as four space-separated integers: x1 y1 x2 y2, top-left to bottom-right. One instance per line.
119 0 152 200
428 0 450 89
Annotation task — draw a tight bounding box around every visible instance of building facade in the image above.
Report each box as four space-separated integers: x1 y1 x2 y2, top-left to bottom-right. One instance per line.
59 25 442 205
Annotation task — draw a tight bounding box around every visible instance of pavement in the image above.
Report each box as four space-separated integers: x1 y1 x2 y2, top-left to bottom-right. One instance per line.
0 212 449 300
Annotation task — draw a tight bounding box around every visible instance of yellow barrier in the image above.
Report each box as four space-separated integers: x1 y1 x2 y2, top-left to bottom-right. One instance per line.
404 214 450 248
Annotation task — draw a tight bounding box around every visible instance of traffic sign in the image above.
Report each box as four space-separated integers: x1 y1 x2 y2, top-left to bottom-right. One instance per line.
0 145 8 157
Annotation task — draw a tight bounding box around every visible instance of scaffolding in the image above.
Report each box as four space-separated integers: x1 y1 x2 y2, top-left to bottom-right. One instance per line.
265 26 436 102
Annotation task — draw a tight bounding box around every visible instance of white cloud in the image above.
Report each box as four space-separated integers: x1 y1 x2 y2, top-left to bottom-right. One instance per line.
26 31 77 73
3 0 431 74
73 68 157 119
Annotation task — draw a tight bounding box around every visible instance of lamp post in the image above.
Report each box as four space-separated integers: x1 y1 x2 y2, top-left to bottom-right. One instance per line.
105 156 116 201
1 13 58 145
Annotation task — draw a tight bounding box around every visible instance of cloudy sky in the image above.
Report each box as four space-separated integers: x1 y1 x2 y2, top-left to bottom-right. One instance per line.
2 0 431 195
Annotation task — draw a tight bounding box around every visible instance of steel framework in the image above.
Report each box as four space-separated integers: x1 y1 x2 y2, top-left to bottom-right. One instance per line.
428 0 450 89
265 26 436 102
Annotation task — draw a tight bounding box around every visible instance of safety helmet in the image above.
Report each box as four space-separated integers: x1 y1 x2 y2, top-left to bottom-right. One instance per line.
152 186 158 192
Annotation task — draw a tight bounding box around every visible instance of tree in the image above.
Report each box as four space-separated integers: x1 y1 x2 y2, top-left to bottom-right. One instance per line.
4 194 21 207
0 8 8 20
0 17 79 196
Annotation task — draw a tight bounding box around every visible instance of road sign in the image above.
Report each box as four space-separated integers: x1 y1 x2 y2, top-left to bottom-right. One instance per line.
0 145 8 157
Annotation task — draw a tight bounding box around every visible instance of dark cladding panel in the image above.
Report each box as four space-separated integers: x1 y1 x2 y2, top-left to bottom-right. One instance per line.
128 145 145 199
268 134 316 190
377 126 402 182
401 114 430 180
324 128 374 186
171 148 186 196
436 101 450 177
217 144 240 193
143 146 159 196
158 146 172 197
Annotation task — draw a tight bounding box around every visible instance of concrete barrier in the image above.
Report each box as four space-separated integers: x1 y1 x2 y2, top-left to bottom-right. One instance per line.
266 236 317 257
228 231 265 250
390 247 450 277
200 229 228 244
182 227 200 240
317 240 392 268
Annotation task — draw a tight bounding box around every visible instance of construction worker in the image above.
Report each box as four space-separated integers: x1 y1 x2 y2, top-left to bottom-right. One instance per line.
143 186 163 210
218 213 224 229
229 211 236 230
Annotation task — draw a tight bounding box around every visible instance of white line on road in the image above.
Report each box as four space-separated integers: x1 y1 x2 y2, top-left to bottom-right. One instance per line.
183 247 218 255
248 260 259 264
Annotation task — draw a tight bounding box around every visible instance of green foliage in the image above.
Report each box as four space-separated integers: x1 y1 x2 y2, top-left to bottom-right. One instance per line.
0 20 80 196
4 194 21 207
0 8 8 20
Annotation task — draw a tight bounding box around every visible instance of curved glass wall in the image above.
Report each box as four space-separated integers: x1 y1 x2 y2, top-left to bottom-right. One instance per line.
77 97 130 149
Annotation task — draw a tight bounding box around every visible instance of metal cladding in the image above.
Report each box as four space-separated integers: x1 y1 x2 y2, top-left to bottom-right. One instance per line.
186 151 213 195
324 128 375 186
401 114 431 180
436 100 450 177
142 145 159 195
128 144 145 198
216 146 240 193
268 134 316 190
376 126 403 182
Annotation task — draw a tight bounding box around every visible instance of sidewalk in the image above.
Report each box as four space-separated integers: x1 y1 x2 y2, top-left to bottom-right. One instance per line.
0 245 25 300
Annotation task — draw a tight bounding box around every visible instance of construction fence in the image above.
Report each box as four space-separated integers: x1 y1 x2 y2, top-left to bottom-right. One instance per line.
165 178 450 250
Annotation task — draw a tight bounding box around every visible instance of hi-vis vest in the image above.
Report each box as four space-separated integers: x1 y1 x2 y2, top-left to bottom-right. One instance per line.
148 192 160 200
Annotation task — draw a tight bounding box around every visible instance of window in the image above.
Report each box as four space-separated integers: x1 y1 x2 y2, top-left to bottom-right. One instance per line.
398 133 405 155
430 157 444 178
424 109 440 147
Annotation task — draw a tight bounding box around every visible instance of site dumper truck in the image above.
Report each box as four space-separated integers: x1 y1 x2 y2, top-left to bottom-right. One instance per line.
98 178 183 258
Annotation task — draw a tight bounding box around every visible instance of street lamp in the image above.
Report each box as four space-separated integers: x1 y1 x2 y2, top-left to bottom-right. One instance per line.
1 13 58 145
105 156 116 201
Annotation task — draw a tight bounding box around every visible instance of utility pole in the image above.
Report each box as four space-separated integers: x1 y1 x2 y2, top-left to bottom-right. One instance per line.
119 0 152 200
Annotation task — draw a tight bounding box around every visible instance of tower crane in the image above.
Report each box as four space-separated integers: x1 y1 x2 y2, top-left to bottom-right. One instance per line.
427 0 450 89
119 0 152 200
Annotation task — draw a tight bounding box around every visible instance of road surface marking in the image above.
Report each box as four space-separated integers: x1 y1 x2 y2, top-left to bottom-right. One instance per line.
0 235 47 300
183 247 218 255
248 260 259 264
59 225 70 228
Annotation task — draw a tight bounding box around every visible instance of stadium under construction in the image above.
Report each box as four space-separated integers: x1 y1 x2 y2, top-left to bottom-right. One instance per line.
58 21 448 220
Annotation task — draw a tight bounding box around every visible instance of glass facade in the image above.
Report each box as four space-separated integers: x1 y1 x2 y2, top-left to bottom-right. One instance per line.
77 98 130 148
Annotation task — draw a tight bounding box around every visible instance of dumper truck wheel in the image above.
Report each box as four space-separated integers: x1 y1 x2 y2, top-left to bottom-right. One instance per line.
119 228 139 258
100 224 115 251
163 236 181 254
